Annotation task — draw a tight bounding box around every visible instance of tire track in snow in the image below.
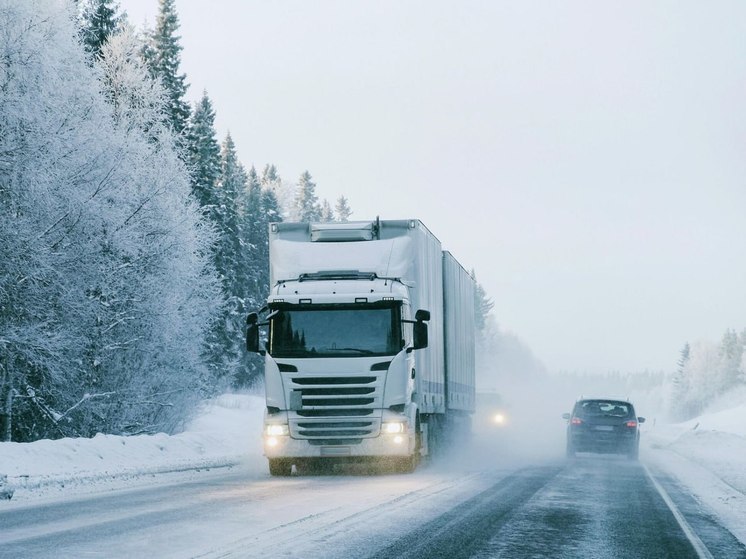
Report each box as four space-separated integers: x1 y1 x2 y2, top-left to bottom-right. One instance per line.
191 471 492 559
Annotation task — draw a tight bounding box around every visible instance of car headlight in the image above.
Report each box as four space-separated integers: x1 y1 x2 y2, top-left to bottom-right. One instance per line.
265 424 289 437
382 421 406 434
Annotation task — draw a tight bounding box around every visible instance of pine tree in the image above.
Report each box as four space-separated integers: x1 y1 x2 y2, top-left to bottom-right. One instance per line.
186 91 221 208
335 195 352 222
261 164 279 186
216 133 247 275
244 166 263 233
320 199 334 222
243 165 264 297
718 329 744 391
670 342 690 418
262 164 297 220
245 164 283 297
677 343 690 374
471 270 495 333
209 133 255 386
79 0 123 59
258 183 282 296
294 171 321 222
232 165 278 385
142 0 190 137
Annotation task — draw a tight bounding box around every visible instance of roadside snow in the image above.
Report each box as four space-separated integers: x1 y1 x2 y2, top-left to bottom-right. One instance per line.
0 394 266 502
3 387 746 550
645 397 746 545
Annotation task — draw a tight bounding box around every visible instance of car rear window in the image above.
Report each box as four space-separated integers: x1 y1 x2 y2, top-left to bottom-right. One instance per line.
576 400 633 418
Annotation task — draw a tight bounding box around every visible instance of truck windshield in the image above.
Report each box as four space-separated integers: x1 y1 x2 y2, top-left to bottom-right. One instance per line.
268 302 403 358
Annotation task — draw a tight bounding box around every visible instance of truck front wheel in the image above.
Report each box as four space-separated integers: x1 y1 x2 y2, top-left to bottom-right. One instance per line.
394 454 417 474
268 458 292 477
394 421 421 474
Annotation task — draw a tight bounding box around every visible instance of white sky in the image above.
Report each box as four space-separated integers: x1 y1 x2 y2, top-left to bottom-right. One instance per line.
119 0 746 374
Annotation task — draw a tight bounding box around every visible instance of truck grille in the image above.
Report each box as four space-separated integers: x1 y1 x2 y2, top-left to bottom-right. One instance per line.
287 374 382 440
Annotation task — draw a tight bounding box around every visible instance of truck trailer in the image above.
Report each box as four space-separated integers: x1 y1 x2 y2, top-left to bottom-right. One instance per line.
246 219 476 475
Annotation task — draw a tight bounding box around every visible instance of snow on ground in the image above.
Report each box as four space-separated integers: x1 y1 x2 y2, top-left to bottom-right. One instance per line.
2 388 746 549
0 394 266 502
644 393 746 545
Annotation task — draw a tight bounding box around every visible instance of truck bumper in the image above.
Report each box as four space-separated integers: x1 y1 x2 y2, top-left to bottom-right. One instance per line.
264 432 415 459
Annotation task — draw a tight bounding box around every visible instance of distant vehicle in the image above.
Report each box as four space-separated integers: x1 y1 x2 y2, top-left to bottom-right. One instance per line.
563 399 645 460
475 392 510 431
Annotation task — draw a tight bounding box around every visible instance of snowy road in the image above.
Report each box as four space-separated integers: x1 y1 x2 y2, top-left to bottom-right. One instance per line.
2 456 745 559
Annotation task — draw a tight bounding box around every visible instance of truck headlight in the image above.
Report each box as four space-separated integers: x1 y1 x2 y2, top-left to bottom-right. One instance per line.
383 421 406 434
266 424 289 437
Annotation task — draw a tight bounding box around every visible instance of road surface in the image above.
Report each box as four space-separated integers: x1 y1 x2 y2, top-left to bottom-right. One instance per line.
1 456 744 558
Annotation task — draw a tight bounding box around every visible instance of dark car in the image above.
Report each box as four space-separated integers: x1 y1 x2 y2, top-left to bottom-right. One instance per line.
563 399 645 460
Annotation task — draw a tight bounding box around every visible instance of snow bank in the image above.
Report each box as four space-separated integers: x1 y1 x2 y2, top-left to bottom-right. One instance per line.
645 397 746 545
647 398 746 493
0 394 266 501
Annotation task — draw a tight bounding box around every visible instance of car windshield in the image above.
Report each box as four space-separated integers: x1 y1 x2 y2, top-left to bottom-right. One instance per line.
268 302 403 358
576 400 633 418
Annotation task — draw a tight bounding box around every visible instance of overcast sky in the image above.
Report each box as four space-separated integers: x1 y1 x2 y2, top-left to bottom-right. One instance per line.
120 0 746 375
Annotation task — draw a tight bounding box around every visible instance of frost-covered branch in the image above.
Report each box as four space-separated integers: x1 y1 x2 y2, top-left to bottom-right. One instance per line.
56 391 117 422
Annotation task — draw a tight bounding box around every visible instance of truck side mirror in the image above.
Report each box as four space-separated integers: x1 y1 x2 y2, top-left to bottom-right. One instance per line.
246 312 260 353
415 309 430 322
413 321 428 350
411 308 430 350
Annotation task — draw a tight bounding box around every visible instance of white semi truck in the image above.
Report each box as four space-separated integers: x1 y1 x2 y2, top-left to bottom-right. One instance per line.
246 219 476 475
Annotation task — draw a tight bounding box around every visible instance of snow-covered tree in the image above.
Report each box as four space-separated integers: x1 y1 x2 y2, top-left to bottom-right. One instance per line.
207 133 255 385
142 0 190 137
79 0 123 58
335 195 353 222
471 271 495 335
681 341 720 417
217 133 246 241
717 329 744 390
243 166 263 255
320 199 334 222
294 171 321 222
261 184 282 224
186 91 221 208
666 330 746 421
263 164 279 184
0 3 220 441
667 343 691 420
262 164 294 220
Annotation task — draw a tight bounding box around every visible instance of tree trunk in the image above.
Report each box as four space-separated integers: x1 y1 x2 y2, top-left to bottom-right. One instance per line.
0 369 12 442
